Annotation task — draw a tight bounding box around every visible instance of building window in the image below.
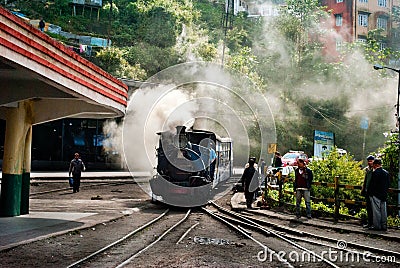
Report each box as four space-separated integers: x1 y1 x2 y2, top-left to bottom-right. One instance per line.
357 37 367 43
335 14 343 26
378 0 387 7
377 16 388 30
358 13 368 27
359 0 368 3
379 42 387 50
336 0 343 3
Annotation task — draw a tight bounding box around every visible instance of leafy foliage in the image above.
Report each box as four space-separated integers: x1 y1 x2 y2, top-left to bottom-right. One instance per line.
308 147 364 201
377 133 400 208
125 43 181 76
94 47 147 80
5 0 400 163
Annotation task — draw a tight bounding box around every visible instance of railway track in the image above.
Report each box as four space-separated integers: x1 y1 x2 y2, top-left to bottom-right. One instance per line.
29 180 136 196
238 207 400 260
2 181 398 267
209 201 400 266
204 202 339 267
66 209 191 268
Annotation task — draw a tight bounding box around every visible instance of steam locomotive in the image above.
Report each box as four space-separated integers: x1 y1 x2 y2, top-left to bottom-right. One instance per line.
149 126 232 207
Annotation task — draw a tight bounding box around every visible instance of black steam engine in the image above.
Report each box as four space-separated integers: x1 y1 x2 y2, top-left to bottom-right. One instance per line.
150 126 232 207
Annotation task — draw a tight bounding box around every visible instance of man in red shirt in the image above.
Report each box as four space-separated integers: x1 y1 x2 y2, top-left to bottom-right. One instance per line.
294 158 313 219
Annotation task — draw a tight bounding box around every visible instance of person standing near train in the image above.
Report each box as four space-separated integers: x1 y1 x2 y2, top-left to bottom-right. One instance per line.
294 158 313 219
273 151 282 168
361 155 375 228
367 158 389 231
69 152 86 193
241 157 259 209
209 145 217 180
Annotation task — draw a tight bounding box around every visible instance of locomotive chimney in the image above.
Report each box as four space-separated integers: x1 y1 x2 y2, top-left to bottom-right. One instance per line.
176 125 186 135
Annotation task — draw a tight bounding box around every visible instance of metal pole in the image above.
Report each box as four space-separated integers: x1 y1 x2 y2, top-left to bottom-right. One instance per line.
362 129 366 162
374 64 400 216
397 71 400 216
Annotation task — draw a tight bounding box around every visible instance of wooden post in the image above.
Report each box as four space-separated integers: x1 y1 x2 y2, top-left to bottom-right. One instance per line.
334 176 340 223
278 170 283 206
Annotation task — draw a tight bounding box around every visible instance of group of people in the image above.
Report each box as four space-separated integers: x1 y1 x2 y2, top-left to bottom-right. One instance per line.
241 154 313 216
241 153 389 230
71 149 390 230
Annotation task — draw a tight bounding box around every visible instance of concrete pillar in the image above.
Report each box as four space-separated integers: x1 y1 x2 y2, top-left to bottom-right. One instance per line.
0 101 33 217
20 126 32 215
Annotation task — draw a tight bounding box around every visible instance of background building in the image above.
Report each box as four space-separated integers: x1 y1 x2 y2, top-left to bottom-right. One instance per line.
322 0 393 58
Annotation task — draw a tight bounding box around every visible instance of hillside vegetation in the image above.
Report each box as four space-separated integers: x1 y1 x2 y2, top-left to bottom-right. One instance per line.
4 0 400 168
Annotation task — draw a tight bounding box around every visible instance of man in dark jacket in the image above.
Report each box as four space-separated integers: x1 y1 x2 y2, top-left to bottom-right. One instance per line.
39 18 45 32
368 158 390 231
361 155 375 228
294 158 313 219
273 152 282 168
69 152 86 193
241 157 259 209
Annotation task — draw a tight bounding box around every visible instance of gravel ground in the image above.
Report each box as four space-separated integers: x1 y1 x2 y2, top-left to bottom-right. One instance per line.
0 180 398 267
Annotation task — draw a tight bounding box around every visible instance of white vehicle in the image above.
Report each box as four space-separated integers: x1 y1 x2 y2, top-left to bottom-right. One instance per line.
337 148 347 156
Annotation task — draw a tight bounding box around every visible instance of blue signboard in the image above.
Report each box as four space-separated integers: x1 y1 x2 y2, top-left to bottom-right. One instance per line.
360 117 369 130
313 130 335 158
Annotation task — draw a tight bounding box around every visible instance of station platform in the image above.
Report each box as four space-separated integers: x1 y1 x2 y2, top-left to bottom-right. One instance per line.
0 171 150 180
0 171 149 252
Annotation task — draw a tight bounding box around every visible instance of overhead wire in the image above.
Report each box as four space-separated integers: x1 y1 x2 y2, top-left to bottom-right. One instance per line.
305 103 345 130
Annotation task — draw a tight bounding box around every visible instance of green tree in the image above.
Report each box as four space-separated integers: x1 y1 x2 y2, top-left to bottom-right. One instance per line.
378 133 399 189
94 47 147 80
138 7 177 48
308 148 364 201
226 46 264 89
274 0 329 67
193 0 224 44
126 43 180 76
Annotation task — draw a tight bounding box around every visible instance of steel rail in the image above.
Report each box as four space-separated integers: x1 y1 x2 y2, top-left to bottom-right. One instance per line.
209 201 339 268
66 209 170 268
116 209 192 268
176 222 200 244
240 208 400 259
201 207 294 268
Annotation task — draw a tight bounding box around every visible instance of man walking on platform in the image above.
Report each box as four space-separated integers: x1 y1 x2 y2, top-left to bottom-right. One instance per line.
69 152 86 193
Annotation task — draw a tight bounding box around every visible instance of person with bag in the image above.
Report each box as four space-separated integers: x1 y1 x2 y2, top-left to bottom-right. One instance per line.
69 152 86 193
241 157 259 209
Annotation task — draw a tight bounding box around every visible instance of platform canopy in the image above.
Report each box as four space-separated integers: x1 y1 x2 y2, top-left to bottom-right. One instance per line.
0 7 127 124
0 6 128 217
